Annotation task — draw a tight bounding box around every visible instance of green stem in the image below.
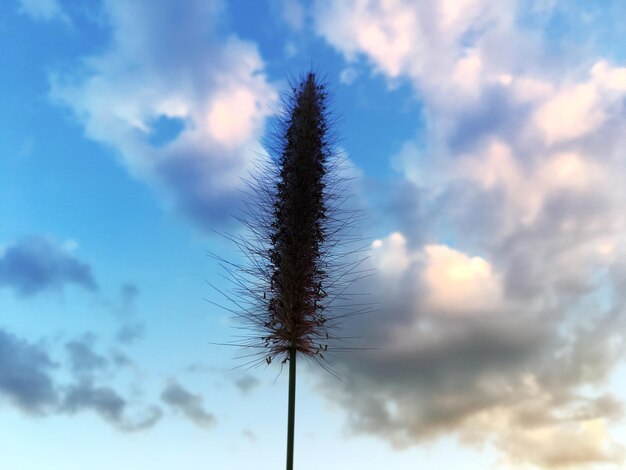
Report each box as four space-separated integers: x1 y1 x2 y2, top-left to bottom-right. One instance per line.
286 347 297 470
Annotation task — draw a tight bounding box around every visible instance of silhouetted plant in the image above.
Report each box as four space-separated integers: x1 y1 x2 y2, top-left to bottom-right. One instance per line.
209 72 369 470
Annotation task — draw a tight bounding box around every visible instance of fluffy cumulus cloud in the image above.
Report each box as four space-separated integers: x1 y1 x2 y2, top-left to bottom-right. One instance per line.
52 0 277 229
0 236 97 297
313 0 626 467
339 234 625 467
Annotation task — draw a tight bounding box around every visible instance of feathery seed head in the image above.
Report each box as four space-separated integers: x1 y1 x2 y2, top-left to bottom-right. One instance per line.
211 72 368 371
267 73 329 358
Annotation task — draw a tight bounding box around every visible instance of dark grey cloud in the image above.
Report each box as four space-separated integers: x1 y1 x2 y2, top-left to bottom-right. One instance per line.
161 381 215 428
61 380 162 432
61 334 161 431
0 329 57 414
0 327 160 432
0 237 97 297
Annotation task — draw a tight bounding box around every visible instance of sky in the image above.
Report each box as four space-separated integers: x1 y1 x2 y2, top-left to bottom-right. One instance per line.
4 0 626 468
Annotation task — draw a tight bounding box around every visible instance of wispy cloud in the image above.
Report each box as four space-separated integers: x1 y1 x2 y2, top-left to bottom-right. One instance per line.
0 327 161 432
61 380 162 432
161 381 216 428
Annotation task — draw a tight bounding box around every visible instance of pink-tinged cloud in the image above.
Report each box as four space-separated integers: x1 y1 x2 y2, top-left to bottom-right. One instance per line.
312 0 626 466
51 0 277 229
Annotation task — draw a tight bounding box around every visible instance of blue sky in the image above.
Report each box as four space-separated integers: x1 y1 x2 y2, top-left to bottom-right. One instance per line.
4 0 626 468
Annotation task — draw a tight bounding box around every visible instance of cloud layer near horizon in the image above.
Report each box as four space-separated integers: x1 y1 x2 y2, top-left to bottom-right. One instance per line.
311 0 626 467
0 328 164 431
0 325 219 432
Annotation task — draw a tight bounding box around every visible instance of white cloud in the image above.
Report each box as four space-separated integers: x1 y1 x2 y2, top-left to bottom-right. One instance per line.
372 232 412 279
533 61 626 145
534 82 602 144
452 139 609 233
206 86 266 148
372 234 502 315
51 0 277 228
314 0 418 78
498 415 624 468
537 151 603 190
450 49 483 98
314 0 516 103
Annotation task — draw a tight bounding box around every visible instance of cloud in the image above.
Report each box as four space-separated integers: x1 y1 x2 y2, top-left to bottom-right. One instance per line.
279 0 305 31
533 61 626 145
65 335 107 377
61 380 162 432
51 0 277 229
0 236 97 297
0 329 57 414
19 0 68 22
105 282 141 317
314 0 517 94
242 428 256 441
339 67 359 85
110 350 133 368
115 322 145 345
234 375 260 394
61 335 160 431
312 0 626 466
161 381 216 428
422 244 503 315
119 283 139 312
0 327 160 431
325 240 626 466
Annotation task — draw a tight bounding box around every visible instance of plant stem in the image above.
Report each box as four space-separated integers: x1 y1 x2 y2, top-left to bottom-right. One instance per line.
286 347 296 470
